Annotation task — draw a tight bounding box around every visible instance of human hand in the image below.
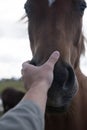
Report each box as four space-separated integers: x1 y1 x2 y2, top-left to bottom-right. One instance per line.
21 51 60 91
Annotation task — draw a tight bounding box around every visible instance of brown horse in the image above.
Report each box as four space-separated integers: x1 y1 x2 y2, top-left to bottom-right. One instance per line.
24 0 87 130
1 87 25 113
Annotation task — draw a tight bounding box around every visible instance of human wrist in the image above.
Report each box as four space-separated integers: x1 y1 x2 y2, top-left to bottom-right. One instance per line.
31 80 50 93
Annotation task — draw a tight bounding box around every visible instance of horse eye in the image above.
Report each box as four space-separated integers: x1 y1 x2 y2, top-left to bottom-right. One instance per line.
79 1 86 14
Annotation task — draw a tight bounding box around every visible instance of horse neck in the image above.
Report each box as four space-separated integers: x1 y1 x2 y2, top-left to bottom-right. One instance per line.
45 109 84 130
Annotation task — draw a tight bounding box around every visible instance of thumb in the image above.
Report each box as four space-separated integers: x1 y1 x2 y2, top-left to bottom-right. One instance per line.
22 62 33 70
46 51 60 69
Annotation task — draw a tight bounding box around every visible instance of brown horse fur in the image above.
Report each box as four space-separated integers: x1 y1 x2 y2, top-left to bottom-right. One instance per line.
24 0 87 129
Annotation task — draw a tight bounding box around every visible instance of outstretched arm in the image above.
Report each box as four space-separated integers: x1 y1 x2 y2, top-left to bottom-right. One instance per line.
22 51 60 113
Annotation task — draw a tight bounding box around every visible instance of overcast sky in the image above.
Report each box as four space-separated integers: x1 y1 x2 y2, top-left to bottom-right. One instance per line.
0 0 87 79
0 0 32 79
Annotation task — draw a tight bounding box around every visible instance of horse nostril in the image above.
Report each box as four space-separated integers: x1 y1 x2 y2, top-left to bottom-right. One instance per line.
53 63 69 88
53 62 77 92
62 65 75 91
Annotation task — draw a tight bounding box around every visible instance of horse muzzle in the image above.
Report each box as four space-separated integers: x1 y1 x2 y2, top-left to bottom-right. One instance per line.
29 58 78 113
46 61 79 113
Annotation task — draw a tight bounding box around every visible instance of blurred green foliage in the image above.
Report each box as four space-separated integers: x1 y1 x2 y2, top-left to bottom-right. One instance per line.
0 78 25 93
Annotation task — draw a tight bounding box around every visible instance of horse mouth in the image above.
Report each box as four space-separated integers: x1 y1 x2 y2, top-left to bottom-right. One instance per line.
46 105 69 113
46 94 75 113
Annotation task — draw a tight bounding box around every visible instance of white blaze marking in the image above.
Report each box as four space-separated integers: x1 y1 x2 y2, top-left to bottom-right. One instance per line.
48 0 55 7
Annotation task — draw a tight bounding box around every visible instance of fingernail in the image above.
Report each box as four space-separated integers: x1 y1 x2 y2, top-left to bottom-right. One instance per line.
53 51 60 58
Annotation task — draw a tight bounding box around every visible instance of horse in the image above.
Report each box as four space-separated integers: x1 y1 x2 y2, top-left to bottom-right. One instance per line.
24 0 87 129
1 87 25 113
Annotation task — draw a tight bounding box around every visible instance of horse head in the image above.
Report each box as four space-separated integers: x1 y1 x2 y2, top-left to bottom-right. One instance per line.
24 0 86 112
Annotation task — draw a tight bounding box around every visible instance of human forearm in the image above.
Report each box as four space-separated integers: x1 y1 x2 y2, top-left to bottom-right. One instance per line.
22 81 49 114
